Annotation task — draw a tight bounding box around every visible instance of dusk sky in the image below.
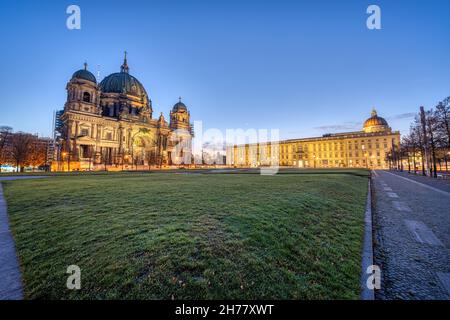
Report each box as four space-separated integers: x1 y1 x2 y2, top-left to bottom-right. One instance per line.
1 0 449 140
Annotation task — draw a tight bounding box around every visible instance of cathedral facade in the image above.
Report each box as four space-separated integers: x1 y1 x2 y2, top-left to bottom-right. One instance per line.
54 54 193 171
227 110 401 169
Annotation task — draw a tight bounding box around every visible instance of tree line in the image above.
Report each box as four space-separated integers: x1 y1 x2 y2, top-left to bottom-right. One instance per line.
0 126 51 172
389 96 450 178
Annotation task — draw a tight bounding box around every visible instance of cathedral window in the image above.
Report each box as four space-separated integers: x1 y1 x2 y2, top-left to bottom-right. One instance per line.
80 145 90 158
83 92 91 103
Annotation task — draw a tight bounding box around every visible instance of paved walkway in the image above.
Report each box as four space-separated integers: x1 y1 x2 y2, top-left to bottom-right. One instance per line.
0 176 47 300
372 170 450 300
388 170 450 194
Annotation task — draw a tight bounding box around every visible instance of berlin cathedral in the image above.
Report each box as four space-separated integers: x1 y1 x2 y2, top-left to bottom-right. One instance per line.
54 53 193 171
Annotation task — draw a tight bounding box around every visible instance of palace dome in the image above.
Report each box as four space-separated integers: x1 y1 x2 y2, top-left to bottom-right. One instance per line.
363 109 389 133
72 64 97 83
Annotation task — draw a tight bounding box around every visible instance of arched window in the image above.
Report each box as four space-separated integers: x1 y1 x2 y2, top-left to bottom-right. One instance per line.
83 92 91 103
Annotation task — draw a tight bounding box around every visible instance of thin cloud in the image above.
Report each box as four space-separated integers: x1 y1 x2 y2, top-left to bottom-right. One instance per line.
387 112 417 120
202 141 226 150
313 122 361 132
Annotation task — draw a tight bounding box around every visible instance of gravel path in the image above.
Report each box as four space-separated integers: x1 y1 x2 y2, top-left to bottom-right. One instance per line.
372 170 450 300
0 176 48 181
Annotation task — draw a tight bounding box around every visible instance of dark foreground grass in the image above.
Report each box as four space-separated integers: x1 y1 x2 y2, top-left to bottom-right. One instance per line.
3 171 368 299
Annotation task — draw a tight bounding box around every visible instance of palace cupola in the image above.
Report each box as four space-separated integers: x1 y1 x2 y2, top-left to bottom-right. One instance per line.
363 109 390 133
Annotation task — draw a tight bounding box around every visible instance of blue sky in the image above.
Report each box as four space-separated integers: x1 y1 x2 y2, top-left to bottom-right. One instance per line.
0 0 449 139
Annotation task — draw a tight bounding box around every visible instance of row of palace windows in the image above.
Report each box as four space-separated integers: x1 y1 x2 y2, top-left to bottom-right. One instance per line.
280 150 383 160
279 139 391 154
279 158 384 166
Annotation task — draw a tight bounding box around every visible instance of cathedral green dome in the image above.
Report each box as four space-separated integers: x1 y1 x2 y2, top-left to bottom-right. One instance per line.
99 53 148 98
99 72 147 97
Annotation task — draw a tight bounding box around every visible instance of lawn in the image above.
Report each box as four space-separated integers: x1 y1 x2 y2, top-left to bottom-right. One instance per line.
2 170 369 299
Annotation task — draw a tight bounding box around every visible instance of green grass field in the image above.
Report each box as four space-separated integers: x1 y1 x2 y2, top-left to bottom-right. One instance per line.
2 170 369 299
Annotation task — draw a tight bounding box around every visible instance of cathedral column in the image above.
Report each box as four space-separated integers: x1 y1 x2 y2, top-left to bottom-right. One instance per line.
118 127 123 154
73 121 79 161
66 120 72 153
128 129 132 150
97 124 102 141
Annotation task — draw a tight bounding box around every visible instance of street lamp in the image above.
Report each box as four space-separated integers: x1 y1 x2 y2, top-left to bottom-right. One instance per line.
61 152 69 172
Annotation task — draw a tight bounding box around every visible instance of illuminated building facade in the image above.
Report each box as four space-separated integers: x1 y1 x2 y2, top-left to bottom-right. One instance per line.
53 53 193 171
227 110 401 169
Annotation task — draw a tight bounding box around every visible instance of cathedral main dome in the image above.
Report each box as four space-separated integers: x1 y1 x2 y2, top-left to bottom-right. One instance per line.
99 72 147 97
99 52 148 98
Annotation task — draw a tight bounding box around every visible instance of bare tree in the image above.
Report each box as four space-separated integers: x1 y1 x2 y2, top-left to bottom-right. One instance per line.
410 124 423 174
425 110 439 178
0 126 13 171
436 97 450 172
411 115 428 175
402 134 413 173
436 97 450 146
28 139 47 171
11 133 34 172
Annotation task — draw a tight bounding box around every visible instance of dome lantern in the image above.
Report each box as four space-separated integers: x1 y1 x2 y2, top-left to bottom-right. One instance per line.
371 108 377 117
121 51 129 74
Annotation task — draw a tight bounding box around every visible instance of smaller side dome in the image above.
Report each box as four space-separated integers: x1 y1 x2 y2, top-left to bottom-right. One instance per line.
172 97 187 112
72 63 97 83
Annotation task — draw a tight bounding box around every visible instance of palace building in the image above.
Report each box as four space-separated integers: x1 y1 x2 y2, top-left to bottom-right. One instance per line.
226 110 400 169
53 53 193 171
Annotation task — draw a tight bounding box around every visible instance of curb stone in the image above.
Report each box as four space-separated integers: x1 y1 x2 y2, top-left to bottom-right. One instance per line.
360 173 375 300
0 183 24 300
